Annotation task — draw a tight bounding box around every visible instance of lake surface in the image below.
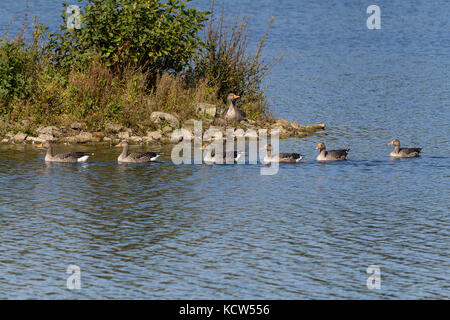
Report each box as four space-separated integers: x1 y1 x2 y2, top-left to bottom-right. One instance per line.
0 0 449 299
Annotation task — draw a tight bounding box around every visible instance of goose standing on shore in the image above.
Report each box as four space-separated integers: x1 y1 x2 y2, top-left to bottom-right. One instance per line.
315 142 349 161
262 144 303 163
388 139 422 158
221 93 246 122
201 143 244 163
116 140 161 163
38 141 92 162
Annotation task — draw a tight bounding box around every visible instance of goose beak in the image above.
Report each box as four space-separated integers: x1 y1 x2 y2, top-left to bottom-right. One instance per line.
388 141 393 145
315 144 321 149
261 145 267 150
201 145 206 150
115 143 121 147
38 143 43 148
233 95 240 99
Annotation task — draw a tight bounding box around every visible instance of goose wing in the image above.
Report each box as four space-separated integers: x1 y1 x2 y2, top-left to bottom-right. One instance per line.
56 152 88 160
279 153 303 161
236 108 247 121
129 152 159 161
399 147 422 156
327 149 350 160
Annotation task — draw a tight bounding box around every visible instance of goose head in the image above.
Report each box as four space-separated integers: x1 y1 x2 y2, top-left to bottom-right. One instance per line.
115 140 129 148
262 144 273 152
316 142 326 151
388 139 400 147
226 93 240 105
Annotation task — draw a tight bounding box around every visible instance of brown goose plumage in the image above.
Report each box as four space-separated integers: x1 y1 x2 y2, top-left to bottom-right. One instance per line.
315 142 349 161
262 144 303 163
221 93 246 122
38 141 92 163
388 139 422 158
116 140 160 163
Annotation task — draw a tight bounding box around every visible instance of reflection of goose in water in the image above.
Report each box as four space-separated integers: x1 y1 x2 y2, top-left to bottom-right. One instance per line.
388 139 422 158
201 143 244 163
315 142 349 161
116 140 161 163
262 144 303 163
38 141 92 162
221 93 246 122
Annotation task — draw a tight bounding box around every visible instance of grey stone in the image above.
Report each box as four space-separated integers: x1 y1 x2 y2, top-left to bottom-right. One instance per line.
146 131 162 141
150 112 180 128
37 126 61 137
70 122 86 130
195 103 217 117
13 132 27 143
105 122 123 134
118 132 130 140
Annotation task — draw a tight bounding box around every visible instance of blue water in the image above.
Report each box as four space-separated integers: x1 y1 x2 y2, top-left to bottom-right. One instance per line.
0 0 449 299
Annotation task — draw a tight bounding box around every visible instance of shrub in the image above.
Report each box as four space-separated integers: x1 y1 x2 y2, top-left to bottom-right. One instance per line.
0 18 48 117
50 0 209 73
187 4 277 119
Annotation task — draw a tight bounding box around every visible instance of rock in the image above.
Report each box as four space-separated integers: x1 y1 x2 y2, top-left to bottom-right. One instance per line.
105 122 123 134
103 136 112 142
146 131 162 141
171 128 193 142
129 136 143 143
26 133 56 143
37 126 61 137
244 130 258 139
66 132 92 143
118 131 130 140
70 122 86 130
162 126 173 134
150 112 180 128
195 103 217 117
13 132 27 143
1 138 8 143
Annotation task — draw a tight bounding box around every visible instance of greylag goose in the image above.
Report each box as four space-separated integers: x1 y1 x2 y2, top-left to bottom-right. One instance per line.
388 139 422 158
315 142 349 161
116 140 160 163
38 141 92 162
201 143 244 163
262 144 303 163
221 93 246 122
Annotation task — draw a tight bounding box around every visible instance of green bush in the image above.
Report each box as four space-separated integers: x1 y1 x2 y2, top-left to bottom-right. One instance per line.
0 40 33 113
50 0 209 73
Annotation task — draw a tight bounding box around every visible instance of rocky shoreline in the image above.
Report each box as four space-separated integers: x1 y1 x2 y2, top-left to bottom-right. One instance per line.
1 107 326 145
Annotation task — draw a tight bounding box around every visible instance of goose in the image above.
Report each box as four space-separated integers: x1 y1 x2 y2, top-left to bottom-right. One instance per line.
116 140 161 163
201 143 244 163
388 139 422 158
315 142 349 161
262 144 303 163
221 93 246 122
38 141 92 163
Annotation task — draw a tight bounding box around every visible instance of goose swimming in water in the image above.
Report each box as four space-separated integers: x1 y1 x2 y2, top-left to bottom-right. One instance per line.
388 139 422 158
262 144 303 163
201 143 244 163
221 93 246 122
38 141 92 162
116 140 161 163
315 142 349 161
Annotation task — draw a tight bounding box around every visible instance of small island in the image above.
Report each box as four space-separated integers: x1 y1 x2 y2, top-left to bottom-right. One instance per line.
0 0 324 145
